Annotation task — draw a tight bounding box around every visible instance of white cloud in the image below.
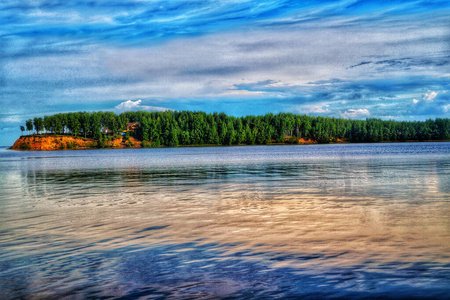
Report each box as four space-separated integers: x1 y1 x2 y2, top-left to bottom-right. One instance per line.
412 99 419 104
114 99 172 113
2 115 22 123
423 90 438 102
310 106 329 114
444 104 450 112
115 99 143 111
293 102 331 115
7 9 449 109
341 108 370 118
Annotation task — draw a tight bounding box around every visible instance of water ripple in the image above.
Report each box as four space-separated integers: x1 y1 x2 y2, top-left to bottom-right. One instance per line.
0 143 449 298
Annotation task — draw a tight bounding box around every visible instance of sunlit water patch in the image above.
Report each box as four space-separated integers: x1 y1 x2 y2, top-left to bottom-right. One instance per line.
0 143 449 299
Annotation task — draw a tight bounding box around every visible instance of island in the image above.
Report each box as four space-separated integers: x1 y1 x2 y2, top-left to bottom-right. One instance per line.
10 111 450 150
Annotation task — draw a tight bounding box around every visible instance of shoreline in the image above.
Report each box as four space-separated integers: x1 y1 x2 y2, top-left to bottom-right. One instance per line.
7 135 449 151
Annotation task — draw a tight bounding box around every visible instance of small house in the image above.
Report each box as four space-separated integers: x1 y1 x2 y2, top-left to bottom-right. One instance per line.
126 122 140 131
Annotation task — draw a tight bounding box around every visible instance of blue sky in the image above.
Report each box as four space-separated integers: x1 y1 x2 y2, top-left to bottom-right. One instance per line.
1 0 449 145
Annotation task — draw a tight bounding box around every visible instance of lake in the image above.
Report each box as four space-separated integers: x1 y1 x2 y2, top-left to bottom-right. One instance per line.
0 143 449 299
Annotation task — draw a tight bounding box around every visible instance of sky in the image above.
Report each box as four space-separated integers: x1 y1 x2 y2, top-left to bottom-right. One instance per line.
1 0 449 145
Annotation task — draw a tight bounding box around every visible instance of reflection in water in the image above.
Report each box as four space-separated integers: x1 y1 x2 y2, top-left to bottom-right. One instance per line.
0 143 449 299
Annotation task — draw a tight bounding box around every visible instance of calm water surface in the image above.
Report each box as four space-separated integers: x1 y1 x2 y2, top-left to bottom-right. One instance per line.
0 143 449 299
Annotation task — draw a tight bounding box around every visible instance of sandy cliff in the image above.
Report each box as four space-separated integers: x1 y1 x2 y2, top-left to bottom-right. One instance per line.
10 135 141 150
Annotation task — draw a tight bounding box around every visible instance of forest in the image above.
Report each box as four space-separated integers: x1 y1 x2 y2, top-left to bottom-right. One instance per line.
20 110 450 147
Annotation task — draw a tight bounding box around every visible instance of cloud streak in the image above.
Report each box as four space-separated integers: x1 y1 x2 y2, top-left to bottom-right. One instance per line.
341 108 370 119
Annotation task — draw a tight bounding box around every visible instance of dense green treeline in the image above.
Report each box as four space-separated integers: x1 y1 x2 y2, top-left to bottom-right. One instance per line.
22 111 449 146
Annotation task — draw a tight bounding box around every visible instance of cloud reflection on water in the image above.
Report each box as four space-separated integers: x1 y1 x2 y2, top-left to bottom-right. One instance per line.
0 144 449 298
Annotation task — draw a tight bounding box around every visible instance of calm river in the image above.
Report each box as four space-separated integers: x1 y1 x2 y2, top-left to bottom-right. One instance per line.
0 143 449 299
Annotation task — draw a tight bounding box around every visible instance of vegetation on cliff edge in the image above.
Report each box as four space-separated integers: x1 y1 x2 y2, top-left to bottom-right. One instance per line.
19 111 449 147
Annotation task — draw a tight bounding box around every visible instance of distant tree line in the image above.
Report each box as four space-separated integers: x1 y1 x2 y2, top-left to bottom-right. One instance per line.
21 111 449 146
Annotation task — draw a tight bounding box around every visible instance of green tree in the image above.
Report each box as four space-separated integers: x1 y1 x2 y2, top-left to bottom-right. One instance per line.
80 112 91 138
68 114 81 136
219 122 227 145
168 127 179 147
33 117 44 135
208 125 219 145
140 118 150 141
180 130 191 145
225 120 236 145
44 116 51 134
26 119 33 135
53 114 63 134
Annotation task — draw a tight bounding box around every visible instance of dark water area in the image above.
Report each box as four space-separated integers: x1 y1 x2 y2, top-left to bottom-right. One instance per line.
0 143 449 299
